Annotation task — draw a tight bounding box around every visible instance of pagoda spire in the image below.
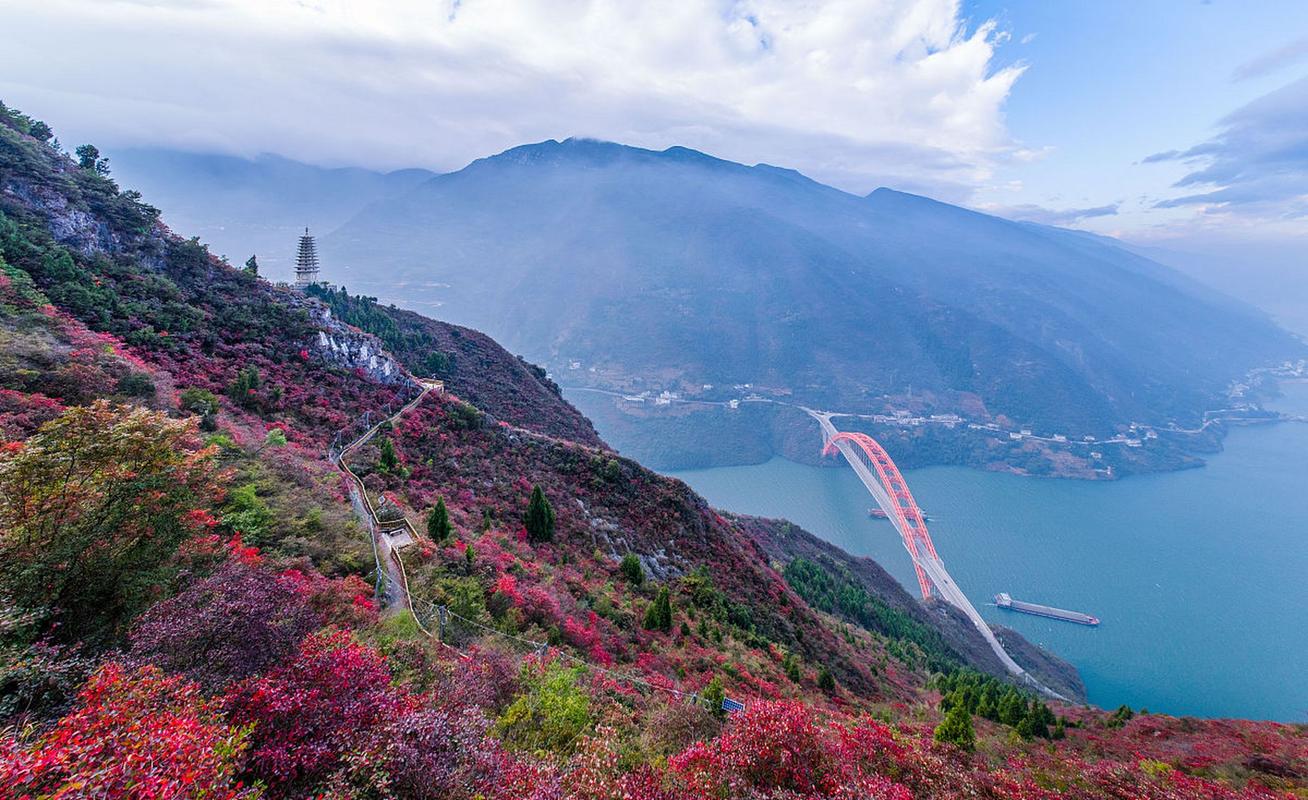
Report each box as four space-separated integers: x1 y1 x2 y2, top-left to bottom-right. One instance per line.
294 226 320 288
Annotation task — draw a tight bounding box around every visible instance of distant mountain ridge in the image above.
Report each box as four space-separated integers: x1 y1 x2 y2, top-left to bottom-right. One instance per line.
104 140 1305 465
324 138 1302 439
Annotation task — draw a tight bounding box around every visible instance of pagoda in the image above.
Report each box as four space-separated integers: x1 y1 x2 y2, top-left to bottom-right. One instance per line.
294 227 320 288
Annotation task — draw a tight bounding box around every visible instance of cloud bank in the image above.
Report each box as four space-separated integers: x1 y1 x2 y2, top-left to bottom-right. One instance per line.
0 0 1024 197
987 202 1119 227
1146 77 1308 219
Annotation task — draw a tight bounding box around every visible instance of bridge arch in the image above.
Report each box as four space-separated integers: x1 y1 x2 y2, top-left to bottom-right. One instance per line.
822 431 940 599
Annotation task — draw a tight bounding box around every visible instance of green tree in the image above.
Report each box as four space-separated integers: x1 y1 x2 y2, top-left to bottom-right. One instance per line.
1106 704 1134 729
783 654 802 683
427 497 452 543
1016 711 1046 740
377 437 399 472
934 702 976 751
619 553 643 585
702 675 727 720
243 255 259 276
29 120 53 143
0 402 219 647
221 483 274 546
225 366 261 409
817 665 836 692
643 586 673 631
524 484 555 543
74 144 109 175
998 690 1027 726
179 387 220 418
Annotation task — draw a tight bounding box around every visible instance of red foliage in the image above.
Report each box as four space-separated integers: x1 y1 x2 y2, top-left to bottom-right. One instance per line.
223 630 413 796
0 662 254 799
279 565 380 628
670 700 837 797
127 560 320 692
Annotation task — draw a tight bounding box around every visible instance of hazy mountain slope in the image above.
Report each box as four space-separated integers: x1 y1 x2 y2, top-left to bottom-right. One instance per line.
109 148 434 278
327 139 1303 438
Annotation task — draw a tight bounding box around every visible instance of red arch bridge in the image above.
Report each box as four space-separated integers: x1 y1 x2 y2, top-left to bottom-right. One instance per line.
808 409 1062 698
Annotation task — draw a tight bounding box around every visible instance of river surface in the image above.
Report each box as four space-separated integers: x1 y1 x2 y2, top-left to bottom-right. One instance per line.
666 381 1308 722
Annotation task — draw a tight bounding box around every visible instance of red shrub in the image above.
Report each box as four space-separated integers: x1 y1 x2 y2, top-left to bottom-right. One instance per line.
0 662 254 799
224 630 412 795
669 699 833 797
127 560 320 692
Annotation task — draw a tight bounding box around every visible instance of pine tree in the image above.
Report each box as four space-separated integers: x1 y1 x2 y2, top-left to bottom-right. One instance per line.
784 654 802 683
243 255 259 276
427 497 452 543
1052 718 1067 740
524 484 555 543
998 690 1026 726
817 665 836 692
1016 712 1046 740
703 675 726 720
644 586 672 631
934 702 976 752
619 553 644 585
378 438 399 472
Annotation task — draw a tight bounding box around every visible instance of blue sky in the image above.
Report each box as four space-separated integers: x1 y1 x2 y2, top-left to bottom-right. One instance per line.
1 0 1304 257
963 0 1308 244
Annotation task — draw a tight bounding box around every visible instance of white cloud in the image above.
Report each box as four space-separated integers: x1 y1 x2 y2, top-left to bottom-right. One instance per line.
0 0 1023 194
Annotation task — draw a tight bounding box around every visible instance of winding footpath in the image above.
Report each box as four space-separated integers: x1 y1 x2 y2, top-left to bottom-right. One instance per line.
332 379 442 631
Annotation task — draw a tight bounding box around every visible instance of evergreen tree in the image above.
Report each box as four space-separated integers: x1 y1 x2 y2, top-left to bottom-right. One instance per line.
643 586 672 631
74 144 110 174
524 484 555 543
619 553 644 585
703 675 726 720
378 438 399 472
226 366 261 409
998 690 1026 726
784 654 802 683
934 702 976 752
243 255 259 276
427 497 452 543
817 665 836 692
1016 712 1046 740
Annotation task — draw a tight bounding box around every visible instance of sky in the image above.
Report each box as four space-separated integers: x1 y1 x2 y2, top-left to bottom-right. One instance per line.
0 0 1305 263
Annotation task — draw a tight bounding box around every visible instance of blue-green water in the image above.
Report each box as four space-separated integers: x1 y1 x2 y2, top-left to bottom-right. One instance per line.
668 382 1308 722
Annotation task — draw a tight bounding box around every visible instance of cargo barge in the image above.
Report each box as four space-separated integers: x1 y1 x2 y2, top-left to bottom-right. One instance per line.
994 593 1099 626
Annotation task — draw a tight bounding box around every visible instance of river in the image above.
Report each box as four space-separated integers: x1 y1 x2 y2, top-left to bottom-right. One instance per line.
666 381 1308 722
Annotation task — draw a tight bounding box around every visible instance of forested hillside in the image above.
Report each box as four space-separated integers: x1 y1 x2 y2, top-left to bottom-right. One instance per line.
1 101 1304 799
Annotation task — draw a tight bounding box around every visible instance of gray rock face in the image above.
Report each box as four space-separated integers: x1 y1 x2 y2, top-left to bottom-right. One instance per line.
277 293 412 387
5 178 121 257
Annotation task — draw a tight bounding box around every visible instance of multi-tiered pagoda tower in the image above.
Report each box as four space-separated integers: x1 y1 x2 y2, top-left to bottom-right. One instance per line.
294 227 320 288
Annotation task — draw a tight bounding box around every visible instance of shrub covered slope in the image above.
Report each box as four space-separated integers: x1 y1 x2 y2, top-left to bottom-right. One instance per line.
1 102 1304 799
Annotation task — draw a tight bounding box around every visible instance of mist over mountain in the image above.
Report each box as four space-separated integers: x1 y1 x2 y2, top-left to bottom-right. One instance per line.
321 139 1302 440
109 148 434 278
